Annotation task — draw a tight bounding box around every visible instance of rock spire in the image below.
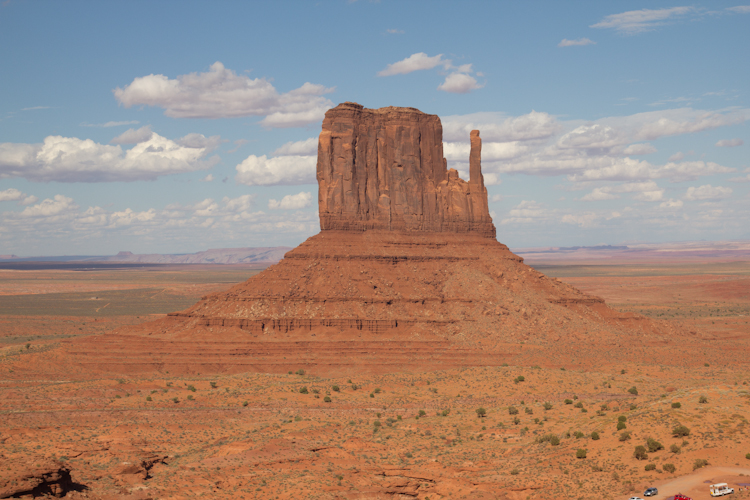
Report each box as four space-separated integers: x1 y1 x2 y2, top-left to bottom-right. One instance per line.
317 102 496 238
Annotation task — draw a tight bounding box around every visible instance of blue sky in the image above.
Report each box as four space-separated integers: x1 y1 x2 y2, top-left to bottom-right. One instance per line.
1 1 748 255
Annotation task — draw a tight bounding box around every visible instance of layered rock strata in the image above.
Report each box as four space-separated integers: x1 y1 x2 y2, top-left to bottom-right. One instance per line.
55 102 676 376
317 102 495 238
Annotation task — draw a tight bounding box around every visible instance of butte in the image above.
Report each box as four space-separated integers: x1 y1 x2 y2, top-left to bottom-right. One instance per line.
62 102 678 376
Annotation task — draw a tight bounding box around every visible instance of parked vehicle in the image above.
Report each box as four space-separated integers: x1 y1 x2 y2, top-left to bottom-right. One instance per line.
629 497 644 500
674 494 692 500
710 484 735 497
644 488 658 497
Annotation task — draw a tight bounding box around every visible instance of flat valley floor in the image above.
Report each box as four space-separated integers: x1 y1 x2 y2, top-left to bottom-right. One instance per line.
1 261 749 500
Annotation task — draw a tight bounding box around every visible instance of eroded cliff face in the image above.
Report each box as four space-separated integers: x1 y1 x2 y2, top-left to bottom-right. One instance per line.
317 102 496 238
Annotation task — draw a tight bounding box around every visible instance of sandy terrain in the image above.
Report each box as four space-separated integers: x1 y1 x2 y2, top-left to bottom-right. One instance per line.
1 262 749 499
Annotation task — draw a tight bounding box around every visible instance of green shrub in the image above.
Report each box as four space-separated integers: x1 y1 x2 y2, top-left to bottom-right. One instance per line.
591 432 600 440
476 407 487 417
323 396 331 403
332 385 340 392
525 407 533 415
172 397 179 403
370 393 375 398
508 406 519 415
299 386 308 394
617 421 627 431
574 431 584 439
242 401 248 407
187 385 196 392
693 458 708 470
405 452 413 458
564 399 573 405
550 435 560 446
745 453 750 460
146 396 152 402
619 431 631 441
513 417 521 425
374 388 382 394
663 463 676 473
441 409 450 417
373 420 381 427
294 415 302 422
634 445 648 460
647 437 664 452
210 382 217 389
672 424 690 437
574 402 583 408
510 468 520 475
670 444 681 453
699 395 708 404
543 402 553 410
628 386 638 395
296 369 305 375
671 402 681 409
645 463 656 471
418 410 426 417
515 375 525 383
618 415 627 422
576 449 587 459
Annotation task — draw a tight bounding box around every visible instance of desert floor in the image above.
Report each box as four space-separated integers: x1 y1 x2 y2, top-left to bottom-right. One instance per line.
1 262 748 500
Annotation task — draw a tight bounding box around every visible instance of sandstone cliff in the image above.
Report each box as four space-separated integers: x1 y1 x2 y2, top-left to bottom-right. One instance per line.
317 102 496 238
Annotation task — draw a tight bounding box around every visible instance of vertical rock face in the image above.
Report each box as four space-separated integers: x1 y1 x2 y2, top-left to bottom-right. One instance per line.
317 102 496 238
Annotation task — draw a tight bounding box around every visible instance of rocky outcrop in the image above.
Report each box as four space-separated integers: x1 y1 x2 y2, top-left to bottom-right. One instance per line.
317 102 496 238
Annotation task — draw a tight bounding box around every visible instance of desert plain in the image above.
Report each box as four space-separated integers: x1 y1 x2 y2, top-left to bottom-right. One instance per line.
1 257 749 500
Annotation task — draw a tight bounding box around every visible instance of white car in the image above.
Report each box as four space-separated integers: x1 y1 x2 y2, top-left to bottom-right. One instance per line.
630 497 645 500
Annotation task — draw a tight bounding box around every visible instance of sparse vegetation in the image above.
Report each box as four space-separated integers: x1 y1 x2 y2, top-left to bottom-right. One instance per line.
693 458 709 470
646 437 663 452
644 463 656 471
543 402 552 410
634 445 648 460
476 408 487 418
508 406 519 415
663 463 676 473
591 431 600 440
671 402 681 408
628 386 638 395
617 421 627 431
619 431 631 441
576 449 587 459
672 424 690 437
699 395 708 403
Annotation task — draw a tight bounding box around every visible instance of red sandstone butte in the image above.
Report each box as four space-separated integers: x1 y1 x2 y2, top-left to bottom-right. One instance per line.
52 103 681 377
317 102 495 238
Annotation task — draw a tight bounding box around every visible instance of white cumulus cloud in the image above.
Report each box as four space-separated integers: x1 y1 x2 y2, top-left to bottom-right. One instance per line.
558 38 596 47
236 154 316 186
0 132 218 182
684 184 732 201
715 138 743 147
268 191 312 210
110 125 154 144
20 195 78 217
590 7 697 34
438 72 484 94
377 53 449 76
273 138 318 156
113 62 335 128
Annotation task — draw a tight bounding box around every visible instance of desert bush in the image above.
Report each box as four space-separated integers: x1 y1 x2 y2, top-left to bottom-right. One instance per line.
373 420 381 427
576 449 587 459
294 415 302 422
374 388 382 394
670 444 681 453
525 407 533 414
628 386 638 395
515 375 525 383
332 385 340 392
634 445 648 460
508 406 519 415
351 384 359 390
172 397 179 403
645 463 656 471
242 400 248 407
441 409 450 417
647 437 664 452
550 435 560 446
663 463 676 473
370 393 375 398
187 395 194 401
699 395 708 403
617 421 627 431
672 424 690 437
564 399 573 405
574 402 583 408
299 386 308 394
418 410 426 417
312 388 320 394
146 396 152 402
543 402 553 410
671 402 681 409
296 369 305 375
591 432 600 440
600 403 609 411
187 385 196 392
574 431 584 439
323 396 331 403
476 407 487 417
510 468 520 475
693 458 708 470
745 453 750 460
210 382 217 389
618 415 627 422
513 417 521 425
